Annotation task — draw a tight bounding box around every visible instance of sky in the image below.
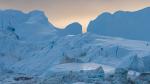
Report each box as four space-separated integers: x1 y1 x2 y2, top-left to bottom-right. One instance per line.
0 0 150 32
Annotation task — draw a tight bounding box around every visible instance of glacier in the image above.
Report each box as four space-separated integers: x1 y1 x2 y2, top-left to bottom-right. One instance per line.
0 8 150 84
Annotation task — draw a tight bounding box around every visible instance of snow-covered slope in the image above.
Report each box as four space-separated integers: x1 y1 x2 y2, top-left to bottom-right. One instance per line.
87 7 150 41
48 63 101 72
0 31 150 76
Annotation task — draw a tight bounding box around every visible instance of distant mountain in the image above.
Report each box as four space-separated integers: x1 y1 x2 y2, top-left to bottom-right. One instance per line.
87 7 150 41
55 22 82 36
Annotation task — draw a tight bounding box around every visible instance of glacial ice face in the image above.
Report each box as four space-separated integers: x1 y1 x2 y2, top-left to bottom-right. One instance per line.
87 7 150 41
112 68 128 84
41 63 105 84
0 10 83 41
0 10 56 41
135 72 150 84
0 32 149 76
